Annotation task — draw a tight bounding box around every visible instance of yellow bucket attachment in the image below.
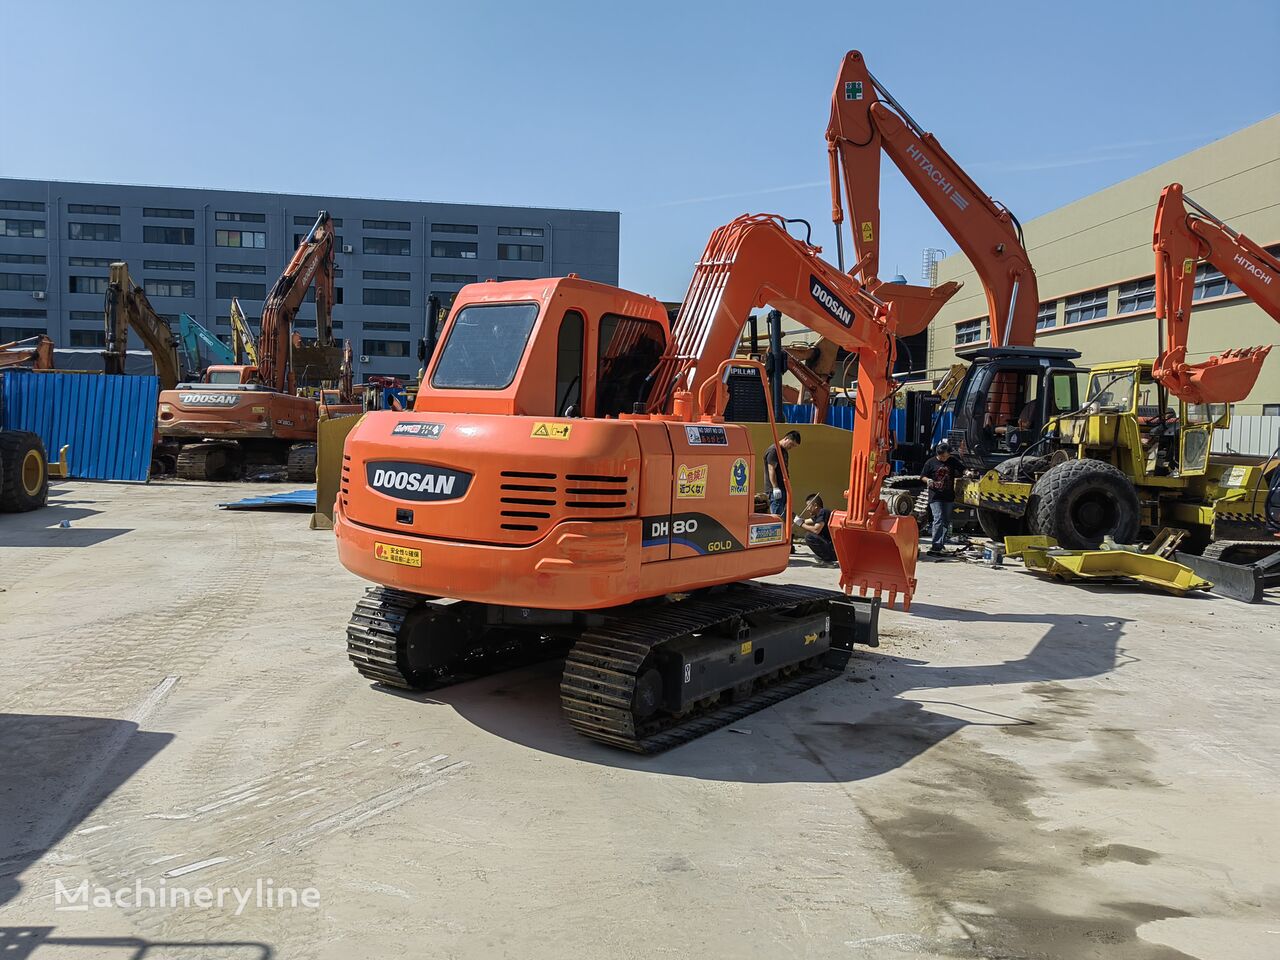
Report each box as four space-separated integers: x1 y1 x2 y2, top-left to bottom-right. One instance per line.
830 511 919 610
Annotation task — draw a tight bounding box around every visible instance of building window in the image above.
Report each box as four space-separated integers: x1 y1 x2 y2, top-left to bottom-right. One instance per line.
363 288 411 307
215 263 266 274
302 287 344 304
362 339 410 357
364 237 412 256
1 218 47 238
68 203 120 215
498 226 544 237
68 275 108 294
0 325 46 341
0 308 46 319
68 222 121 242
144 207 194 219
215 211 266 223
1035 302 1056 330
430 291 457 308
0 273 45 292
0 253 45 265
1064 287 1109 324
1117 277 1156 314
216 229 266 249
292 233 344 249
498 243 543 262
1192 263 1241 301
69 256 112 267
69 311 100 322
431 223 477 234
363 270 411 281
69 328 105 347
430 273 477 284
955 318 985 345
363 219 410 231
144 260 195 272
0 200 44 212
1262 404 1280 417
216 281 266 300
294 215 342 226
363 321 412 332
145 278 195 298
144 225 195 245
216 314 259 329
432 241 477 259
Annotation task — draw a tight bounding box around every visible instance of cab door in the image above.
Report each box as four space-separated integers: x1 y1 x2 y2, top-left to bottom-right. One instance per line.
1178 401 1229 477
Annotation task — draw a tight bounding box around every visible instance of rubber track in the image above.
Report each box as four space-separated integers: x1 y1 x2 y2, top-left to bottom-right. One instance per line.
176 443 226 481
346 585 422 688
1201 539 1279 563
560 582 848 754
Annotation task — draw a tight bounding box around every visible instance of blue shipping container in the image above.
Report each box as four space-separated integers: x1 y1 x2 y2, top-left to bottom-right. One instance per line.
0 371 158 482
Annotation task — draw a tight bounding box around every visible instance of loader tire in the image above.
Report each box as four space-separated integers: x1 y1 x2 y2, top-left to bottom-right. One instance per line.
1029 458 1139 549
977 507 1023 542
0 430 49 513
286 443 317 483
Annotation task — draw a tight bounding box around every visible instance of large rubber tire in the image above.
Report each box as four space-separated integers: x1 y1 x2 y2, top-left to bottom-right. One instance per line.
1028 458 1140 549
977 507 1024 541
286 443 317 483
0 430 49 513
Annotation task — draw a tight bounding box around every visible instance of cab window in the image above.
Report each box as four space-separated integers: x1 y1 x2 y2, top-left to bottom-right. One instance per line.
431 302 539 390
208 370 242 384
596 314 665 417
554 311 584 416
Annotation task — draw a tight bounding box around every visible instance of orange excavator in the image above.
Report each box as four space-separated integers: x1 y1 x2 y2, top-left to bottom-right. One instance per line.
158 212 349 481
0 335 54 371
1152 182 1280 405
335 206 931 751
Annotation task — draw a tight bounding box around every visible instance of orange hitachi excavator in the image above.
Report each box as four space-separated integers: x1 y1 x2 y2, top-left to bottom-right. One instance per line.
1153 182 1280 405
158 212 349 481
336 212 926 752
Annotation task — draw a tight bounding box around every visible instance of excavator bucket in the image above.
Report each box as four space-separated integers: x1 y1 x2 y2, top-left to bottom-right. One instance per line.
1170 346 1272 405
829 511 919 610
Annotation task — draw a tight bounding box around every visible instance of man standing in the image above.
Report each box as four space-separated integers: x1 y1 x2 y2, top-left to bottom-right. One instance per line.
795 493 837 567
764 430 802 518
921 440 964 558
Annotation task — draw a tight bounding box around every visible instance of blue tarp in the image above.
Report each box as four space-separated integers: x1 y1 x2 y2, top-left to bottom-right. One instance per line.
0 371 158 482
218 488 317 511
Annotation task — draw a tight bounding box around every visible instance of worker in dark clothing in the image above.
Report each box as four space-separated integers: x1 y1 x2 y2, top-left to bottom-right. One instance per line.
764 430 802 518
795 492 837 567
921 439 964 557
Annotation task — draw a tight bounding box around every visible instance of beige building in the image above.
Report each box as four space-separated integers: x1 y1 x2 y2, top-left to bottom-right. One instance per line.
927 114 1280 415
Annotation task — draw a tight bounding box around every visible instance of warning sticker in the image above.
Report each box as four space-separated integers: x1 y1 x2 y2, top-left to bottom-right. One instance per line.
748 522 785 546
729 457 749 496
392 421 444 439
1221 465 1249 488
374 542 422 567
845 80 863 101
684 425 728 446
676 464 708 499
531 422 571 440
860 221 874 244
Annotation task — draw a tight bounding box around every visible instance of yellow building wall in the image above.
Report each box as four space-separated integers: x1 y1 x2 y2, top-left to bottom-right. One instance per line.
927 114 1280 414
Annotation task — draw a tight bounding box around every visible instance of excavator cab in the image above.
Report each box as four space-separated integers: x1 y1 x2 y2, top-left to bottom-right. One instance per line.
204 364 257 385
946 346 1086 471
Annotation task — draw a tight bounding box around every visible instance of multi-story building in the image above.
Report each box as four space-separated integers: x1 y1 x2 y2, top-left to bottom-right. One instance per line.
926 114 1279 415
0 178 619 381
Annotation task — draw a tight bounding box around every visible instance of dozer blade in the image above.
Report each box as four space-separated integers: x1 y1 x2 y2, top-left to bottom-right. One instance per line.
1159 346 1272 405
830 512 918 610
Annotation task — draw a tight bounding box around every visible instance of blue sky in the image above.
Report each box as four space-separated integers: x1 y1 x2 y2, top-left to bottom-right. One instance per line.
2 0 1276 299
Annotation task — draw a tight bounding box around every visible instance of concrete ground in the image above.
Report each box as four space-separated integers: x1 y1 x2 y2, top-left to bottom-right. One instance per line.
0 480 1276 960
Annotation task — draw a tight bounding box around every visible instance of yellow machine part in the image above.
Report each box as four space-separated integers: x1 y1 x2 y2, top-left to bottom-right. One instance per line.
310 413 362 530
1004 534 1056 558
1029 549 1211 596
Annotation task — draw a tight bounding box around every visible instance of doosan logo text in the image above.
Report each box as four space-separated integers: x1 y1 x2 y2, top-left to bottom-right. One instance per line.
371 469 456 495
810 276 854 326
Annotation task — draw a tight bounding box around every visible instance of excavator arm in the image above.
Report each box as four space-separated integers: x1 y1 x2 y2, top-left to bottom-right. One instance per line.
0 335 54 370
1153 183 1280 404
650 213 919 606
258 211 336 393
103 262 183 390
827 49 1037 348
229 297 259 366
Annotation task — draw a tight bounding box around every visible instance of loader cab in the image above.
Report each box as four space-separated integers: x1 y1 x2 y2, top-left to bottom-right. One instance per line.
415 277 670 419
947 346 1085 471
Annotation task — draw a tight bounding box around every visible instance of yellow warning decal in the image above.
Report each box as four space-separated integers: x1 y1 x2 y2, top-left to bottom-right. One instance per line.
803 633 818 646
676 463 708 499
1183 258 1195 275
740 641 753 656
374 542 422 567
861 221 874 244
531 422 571 440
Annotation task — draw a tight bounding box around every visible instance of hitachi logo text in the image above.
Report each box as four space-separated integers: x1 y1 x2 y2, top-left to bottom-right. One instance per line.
1233 253 1273 285
905 144 970 211
372 469 455 495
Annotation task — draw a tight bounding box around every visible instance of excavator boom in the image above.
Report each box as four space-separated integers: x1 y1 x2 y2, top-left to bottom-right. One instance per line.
826 50 1037 349
1153 183 1280 404
258 211 336 393
103 262 183 390
229 298 259 366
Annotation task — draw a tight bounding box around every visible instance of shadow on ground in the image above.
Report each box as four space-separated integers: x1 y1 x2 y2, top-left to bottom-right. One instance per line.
0 493 132 548
0 714 172 908
0 928 272 959
373 601 1133 784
